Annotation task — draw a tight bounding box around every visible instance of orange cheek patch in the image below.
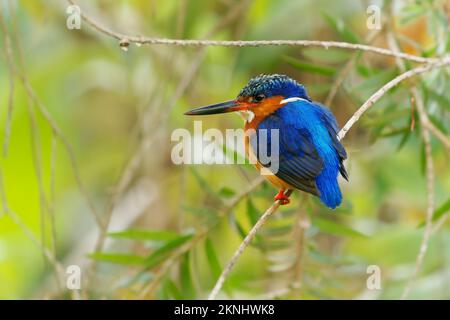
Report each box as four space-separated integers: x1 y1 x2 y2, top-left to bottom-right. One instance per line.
244 95 285 130
253 95 285 117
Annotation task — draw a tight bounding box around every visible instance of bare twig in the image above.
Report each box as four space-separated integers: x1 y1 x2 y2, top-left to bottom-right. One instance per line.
422 117 450 150
208 190 292 300
338 56 450 141
0 168 65 290
400 88 435 299
67 0 436 64
0 11 15 157
387 31 438 298
138 176 264 299
324 28 382 106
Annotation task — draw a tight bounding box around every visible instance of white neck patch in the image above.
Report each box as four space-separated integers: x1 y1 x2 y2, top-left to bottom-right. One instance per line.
280 97 309 104
239 110 255 123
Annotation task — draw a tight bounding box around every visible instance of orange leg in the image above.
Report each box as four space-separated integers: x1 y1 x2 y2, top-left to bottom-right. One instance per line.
274 189 290 205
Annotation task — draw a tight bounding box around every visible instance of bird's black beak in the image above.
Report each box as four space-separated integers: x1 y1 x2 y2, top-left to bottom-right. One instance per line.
184 100 245 116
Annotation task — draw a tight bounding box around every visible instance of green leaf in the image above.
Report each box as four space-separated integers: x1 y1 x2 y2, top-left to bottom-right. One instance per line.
143 233 194 269
308 83 332 95
323 13 360 43
228 214 247 240
180 253 195 299
428 114 448 134
432 198 450 221
221 143 252 170
301 48 350 64
399 4 425 26
427 88 450 112
420 142 426 176
218 187 236 198
314 217 366 238
396 128 412 151
162 278 182 300
205 238 222 279
356 64 373 77
108 229 179 242
246 198 259 225
380 127 410 138
284 56 336 76
260 224 292 237
354 69 397 93
418 198 450 227
88 253 145 265
190 167 219 199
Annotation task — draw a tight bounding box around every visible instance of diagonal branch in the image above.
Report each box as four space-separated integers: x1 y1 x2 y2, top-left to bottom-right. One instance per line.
338 56 450 141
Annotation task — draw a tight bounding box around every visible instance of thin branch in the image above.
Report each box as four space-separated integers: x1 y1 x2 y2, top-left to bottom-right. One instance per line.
67 0 436 64
0 11 15 157
138 176 264 299
422 118 450 150
324 27 382 106
338 56 450 141
0 168 65 290
387 30 437 298
208 190 292 300
401 88 435 299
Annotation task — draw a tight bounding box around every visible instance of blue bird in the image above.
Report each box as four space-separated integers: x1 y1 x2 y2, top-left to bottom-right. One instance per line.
185 74 348 209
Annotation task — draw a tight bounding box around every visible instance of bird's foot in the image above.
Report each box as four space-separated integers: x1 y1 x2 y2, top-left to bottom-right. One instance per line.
274 190 290 205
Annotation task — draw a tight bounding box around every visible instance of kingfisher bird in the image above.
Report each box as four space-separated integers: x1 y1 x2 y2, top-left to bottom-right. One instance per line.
185 74 348 209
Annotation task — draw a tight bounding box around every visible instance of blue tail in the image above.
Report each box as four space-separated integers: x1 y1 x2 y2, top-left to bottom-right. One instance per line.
315 163 342 209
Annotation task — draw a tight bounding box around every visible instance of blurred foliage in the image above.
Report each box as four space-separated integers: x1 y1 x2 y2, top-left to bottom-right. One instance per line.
0 0 449 300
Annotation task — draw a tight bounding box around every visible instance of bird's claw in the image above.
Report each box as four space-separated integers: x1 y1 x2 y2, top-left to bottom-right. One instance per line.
274 190 290 205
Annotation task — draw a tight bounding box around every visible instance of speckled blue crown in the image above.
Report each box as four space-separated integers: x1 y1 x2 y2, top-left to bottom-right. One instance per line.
238 74 310 100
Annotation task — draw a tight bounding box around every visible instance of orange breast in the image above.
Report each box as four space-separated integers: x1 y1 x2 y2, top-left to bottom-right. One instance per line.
243 96 293 190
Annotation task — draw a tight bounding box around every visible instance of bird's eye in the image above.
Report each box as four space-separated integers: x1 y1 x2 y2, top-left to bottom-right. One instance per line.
254 94 265 102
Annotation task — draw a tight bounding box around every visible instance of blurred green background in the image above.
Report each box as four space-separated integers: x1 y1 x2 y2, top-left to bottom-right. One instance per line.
0 0 449 299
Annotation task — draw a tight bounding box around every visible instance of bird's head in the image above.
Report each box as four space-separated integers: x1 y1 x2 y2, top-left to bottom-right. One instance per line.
184 74 311 122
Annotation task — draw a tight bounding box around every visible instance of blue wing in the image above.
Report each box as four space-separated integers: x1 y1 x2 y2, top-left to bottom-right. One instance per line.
317 104 348 180
250 100 348 201
251 113 323 196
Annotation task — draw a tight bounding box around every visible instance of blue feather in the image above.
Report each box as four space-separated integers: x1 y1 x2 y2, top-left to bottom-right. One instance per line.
253 100 347 209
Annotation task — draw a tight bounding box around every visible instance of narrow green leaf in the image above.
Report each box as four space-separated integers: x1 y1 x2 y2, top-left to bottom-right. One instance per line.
190 167 219 199
380 127 410 138
428 114 448 134
432 198 450 221
284 56 336 76
246 198 259 225
314 217 366 238
228 214 247 240
88 253 145 265
420 142 426 176
323 13 360 43
301 47 350 63
427 88 450 112
418 198 450 227
205 238 222 279
108 229 179 242
355 69 397 93
218 187 236 198
356 64 372 77
143 233 194 269
396 128 412 151
399 4 425 25
180 253 195 299
163 278 182 300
